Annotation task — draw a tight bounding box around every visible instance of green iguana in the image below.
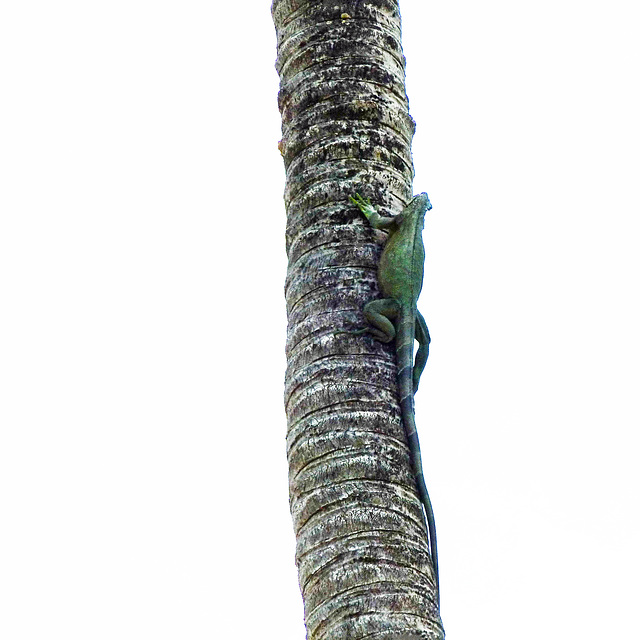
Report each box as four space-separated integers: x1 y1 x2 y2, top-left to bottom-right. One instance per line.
348 192 439 603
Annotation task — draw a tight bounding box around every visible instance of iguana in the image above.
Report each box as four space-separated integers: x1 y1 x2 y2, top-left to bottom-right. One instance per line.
348 192 439 602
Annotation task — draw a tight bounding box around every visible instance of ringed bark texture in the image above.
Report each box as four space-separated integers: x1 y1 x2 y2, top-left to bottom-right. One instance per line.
273 2 444 638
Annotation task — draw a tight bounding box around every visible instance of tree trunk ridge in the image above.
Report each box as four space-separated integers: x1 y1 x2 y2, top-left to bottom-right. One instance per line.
273 1 444 638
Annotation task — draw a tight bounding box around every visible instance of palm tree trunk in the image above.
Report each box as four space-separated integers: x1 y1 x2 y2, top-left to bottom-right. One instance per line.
272 2 444 638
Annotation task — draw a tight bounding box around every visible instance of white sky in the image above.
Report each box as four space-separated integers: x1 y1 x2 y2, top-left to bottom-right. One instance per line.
1 2 639 639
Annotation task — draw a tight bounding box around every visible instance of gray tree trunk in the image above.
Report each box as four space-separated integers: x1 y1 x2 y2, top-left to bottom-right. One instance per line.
272 2 444 638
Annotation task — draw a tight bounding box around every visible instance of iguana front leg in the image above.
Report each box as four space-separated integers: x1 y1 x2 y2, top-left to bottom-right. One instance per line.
349 193 398 230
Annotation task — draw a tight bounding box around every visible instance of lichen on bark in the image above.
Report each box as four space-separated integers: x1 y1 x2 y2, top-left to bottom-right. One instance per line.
273 1 444 638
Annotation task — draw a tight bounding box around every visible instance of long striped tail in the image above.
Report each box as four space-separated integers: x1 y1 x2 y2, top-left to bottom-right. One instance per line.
396 309 439 602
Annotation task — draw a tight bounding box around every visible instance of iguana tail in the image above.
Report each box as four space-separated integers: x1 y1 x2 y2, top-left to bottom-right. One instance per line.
396 308 439 601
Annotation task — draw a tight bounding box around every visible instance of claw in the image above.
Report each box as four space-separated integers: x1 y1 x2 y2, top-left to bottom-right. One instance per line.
349 193 376 218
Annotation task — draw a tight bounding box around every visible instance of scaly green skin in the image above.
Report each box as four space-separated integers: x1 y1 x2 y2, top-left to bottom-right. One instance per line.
349 192 439 604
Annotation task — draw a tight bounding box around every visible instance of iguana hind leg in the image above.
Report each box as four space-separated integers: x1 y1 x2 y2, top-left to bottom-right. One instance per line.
413 309 431 394
358 298 400 343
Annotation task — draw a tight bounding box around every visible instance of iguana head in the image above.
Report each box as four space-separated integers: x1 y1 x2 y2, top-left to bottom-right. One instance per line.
406 192 432 229
415 192 432 212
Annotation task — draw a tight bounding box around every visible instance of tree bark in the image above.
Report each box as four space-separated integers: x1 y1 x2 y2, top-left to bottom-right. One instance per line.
272 2 444 638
